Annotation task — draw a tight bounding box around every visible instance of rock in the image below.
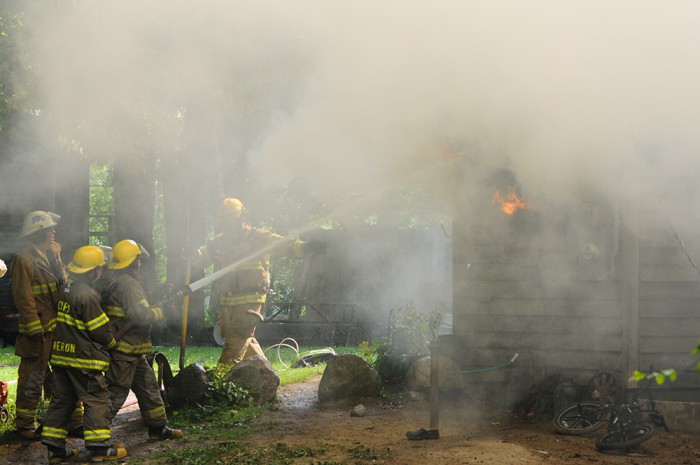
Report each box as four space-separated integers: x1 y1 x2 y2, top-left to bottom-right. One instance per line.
167 363 209 406
407 390 426 401
350 404 366 417
318 354 380 407
225 356 280 403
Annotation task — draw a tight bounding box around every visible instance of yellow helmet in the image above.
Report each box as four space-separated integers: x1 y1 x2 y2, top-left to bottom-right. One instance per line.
220 198 245 218
109 239 145 270
20 211 60 237
67 246 106 274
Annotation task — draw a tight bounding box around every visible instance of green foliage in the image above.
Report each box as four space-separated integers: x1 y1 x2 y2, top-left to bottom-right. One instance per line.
204 366 253 407
270 257 304 302
88 163 114 246
0 5 35 126
372 302 440 386
631 368 677 385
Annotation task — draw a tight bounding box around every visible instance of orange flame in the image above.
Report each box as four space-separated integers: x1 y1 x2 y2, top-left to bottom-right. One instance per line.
492 186 528 215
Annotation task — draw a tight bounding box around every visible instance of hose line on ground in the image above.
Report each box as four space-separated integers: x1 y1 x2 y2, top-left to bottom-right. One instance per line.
264 337 336 370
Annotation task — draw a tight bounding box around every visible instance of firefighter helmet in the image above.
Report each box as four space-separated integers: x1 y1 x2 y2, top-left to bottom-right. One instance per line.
20 211 60 237
220 198 245 218
0 259 6 279
109 239 149 270
68 245 106 274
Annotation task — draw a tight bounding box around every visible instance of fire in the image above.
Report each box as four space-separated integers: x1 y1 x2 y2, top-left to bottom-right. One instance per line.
492 186 528 215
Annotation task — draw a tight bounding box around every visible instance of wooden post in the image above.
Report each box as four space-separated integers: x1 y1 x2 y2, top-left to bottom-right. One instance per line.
621 200 640 386
430 339 440 430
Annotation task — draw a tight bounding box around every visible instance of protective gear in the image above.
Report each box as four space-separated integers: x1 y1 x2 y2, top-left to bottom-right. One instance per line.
47 446 81 463
108 240 149 270
12 244 61 431
0 259 6 279
102 271 178 438
20 211 60 238
88 445 128 461
40 275 116 453
51 280 116 371
148 425 184 440
67 246 107 274
102 273 164 355
220 198 245 218
194 223 305 366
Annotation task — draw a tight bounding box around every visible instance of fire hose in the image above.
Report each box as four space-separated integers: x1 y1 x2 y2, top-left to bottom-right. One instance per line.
263 338 336 370
461 353 520 374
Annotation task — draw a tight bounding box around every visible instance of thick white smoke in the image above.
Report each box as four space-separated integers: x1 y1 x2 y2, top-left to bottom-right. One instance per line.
18 1 700 203
8 1 700 322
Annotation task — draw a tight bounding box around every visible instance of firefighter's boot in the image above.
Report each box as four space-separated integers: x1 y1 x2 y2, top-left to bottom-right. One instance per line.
16 427 40 441
47 446 81 463
88 445 127 462
147 425 183 440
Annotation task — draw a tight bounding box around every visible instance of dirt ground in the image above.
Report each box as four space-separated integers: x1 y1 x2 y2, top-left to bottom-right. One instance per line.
248 376 700 465
3 375 700 464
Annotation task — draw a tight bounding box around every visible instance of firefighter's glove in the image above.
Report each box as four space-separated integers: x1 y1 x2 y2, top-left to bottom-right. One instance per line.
153 283 184 307
48 240 62 257
303 241 328 255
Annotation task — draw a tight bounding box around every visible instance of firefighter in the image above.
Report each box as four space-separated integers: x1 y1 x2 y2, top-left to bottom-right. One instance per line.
192 198 326 368
101 239 182 440
41 245 127 462
11 211 69 439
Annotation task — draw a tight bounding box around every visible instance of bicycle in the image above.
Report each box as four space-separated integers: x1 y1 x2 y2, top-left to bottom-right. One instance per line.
553 374 669 451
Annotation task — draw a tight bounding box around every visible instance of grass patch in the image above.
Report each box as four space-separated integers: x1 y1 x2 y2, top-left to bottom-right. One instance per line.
135 441 331 465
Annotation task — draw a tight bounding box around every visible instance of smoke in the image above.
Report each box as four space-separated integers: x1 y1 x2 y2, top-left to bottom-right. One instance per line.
6 1 700 329
12 1 699 205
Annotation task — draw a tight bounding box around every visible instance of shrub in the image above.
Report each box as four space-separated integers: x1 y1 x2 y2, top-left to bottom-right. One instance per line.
372 302 440 386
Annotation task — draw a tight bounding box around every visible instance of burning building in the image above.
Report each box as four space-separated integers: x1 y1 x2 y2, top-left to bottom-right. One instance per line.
451 162 700 430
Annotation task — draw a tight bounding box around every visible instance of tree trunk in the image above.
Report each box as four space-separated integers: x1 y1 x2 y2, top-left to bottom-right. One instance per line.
113 156 157 290
54 154 90 260
162 105 226 343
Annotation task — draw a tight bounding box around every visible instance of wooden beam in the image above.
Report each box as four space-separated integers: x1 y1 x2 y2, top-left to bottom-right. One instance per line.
622 199 640 385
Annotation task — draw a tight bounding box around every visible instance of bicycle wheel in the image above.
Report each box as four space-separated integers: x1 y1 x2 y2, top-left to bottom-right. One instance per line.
586 371 626 404
595 424 654 451
553 401 609 435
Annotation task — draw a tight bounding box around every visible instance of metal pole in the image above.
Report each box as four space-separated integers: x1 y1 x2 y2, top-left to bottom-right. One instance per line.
430 339 440 430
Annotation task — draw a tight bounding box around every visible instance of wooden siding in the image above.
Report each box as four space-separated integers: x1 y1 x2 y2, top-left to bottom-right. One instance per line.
453 187 700 396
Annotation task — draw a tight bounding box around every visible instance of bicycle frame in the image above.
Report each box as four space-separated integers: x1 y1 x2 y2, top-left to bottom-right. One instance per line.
595 376 669 451
607 377 668 434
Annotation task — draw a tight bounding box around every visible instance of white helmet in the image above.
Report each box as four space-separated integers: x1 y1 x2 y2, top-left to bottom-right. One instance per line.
0 259 6 279
220 198 246 218
20 211 60 238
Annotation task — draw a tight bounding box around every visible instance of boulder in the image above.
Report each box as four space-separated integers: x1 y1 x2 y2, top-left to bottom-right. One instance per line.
165 363 209 407
318 354 380 407
225 356 280 403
